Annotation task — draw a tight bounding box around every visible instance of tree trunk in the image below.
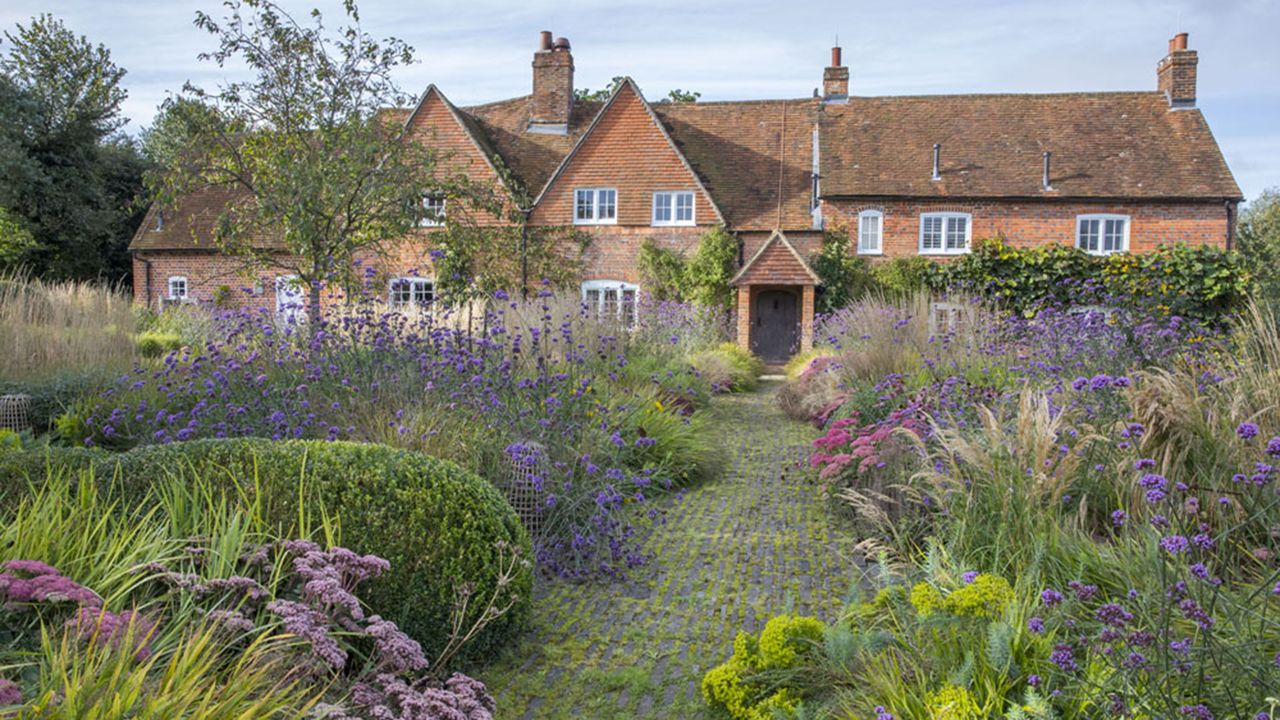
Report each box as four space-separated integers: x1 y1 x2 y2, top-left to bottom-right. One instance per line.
308 280 323 325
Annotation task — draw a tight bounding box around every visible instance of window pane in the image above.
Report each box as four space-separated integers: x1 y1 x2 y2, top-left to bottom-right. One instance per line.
576 190 593 221
621 289 636 327
946 217 967 250
585 289 600 310
1104 219 1125 252
1078 219 1100 252
922 216 943 250
598 190 616 220
675 192 694 222
603 288 619 317
653 193 672 223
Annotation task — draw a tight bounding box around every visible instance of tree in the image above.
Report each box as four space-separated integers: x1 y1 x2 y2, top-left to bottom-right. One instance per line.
659 89 700 104
0 15 145 283
1238 188 1280 302
1 14 127 136
151 0 442 319
574 77 625 103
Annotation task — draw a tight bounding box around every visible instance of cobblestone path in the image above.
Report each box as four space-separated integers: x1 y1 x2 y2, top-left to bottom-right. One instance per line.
480 383 856 719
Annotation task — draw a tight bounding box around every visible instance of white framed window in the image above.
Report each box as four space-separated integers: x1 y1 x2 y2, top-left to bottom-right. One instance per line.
389 277 434 308
419 195 446 227
582 280 639 326
857 210 883 254
574 188 617 225
167 276 188 300
652 191 695 226
919 212 971 255
1076 214 1129 255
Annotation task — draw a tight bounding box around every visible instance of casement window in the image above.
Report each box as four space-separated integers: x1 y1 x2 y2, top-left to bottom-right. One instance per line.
919 212 971 255
574 188 617 225
419 195 446 227
652 191 695 226
389 277 434 308
857 210 883 255
1076 214 1129 255
582 280 639 326
167 276 188 300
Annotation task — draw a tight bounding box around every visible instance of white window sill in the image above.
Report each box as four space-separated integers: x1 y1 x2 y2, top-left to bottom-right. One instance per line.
1080 248 1127 257
651 221 697 228
919 249 970 256
857 249 883 256
574 219 618 226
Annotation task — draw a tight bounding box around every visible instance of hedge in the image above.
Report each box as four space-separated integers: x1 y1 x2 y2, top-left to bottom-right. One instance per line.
0 438 533 664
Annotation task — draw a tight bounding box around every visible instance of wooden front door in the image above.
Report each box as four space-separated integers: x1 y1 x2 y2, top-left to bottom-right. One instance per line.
753 289 799 362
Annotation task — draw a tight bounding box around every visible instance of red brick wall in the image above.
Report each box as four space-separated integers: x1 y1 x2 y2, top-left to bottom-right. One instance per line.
530 82 718 228
132 252 282 311
822 199 1228 258
576 226 703 284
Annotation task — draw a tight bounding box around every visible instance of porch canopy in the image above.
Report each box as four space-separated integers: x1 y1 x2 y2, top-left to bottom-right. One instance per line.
729 230 821 363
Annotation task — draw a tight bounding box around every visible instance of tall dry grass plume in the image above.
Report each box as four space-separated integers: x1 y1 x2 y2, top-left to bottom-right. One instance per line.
0 275 136 381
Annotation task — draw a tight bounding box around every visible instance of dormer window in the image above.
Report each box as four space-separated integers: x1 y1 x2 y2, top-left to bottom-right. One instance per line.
652 191 695 226
574 188 617 225
419 195 446 227
153 211 164 232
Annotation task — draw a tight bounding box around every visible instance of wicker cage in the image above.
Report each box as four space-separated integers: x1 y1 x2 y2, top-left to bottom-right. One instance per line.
0 394 32 433
499 441 548 539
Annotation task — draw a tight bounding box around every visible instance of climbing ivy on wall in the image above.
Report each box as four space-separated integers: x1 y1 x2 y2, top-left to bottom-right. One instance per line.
636 226 740 310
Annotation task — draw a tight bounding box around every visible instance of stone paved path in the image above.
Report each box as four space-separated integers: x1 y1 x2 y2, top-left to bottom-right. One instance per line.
480 383 856 719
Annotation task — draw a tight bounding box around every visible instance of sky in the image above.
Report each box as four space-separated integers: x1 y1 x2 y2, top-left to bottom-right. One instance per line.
4 0 1277 202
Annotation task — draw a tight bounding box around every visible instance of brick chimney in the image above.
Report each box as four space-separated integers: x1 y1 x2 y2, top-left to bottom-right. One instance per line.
822 45 849 104
1157 32 1198 109
529 31 574 134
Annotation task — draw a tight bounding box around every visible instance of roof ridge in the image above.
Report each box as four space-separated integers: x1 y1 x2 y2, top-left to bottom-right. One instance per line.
843 90 1165 101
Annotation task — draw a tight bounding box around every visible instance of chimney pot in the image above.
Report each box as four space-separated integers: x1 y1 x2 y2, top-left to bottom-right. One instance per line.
822 46 849 103
530 33 574 133
1158 32 1197 109
932 143 941 181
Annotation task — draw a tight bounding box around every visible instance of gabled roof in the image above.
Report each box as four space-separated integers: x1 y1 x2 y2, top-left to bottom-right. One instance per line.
820 92 1241 200
730 230 821 286
400 85 510 190
530 78 726 223
461 96 602 198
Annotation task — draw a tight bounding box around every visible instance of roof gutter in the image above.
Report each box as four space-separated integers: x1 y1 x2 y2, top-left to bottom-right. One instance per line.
819 193 1246 204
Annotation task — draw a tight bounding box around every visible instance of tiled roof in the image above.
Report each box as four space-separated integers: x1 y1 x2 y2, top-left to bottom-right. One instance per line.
819 92 1241 200
731 230 821 286
461 95 603 198
654 99 819 231
132 86 1241 252
129 185 282 252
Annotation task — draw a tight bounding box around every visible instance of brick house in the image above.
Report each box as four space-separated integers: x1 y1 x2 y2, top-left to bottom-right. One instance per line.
130 31 1240 362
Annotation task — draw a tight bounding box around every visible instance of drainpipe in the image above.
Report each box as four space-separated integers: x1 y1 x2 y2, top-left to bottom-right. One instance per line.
140 255 153 309
1225 199 1237 251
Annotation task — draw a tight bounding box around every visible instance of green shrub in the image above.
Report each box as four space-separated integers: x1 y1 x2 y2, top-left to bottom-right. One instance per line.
616 388 726 488
932 237 1250 322
683 226 739 310
872 256 937 296
637 238 687 302
691 342 764 392
701 614 826 719
814 227 877 313
0 369 114 434
0 438 533 664
135 331 184 358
